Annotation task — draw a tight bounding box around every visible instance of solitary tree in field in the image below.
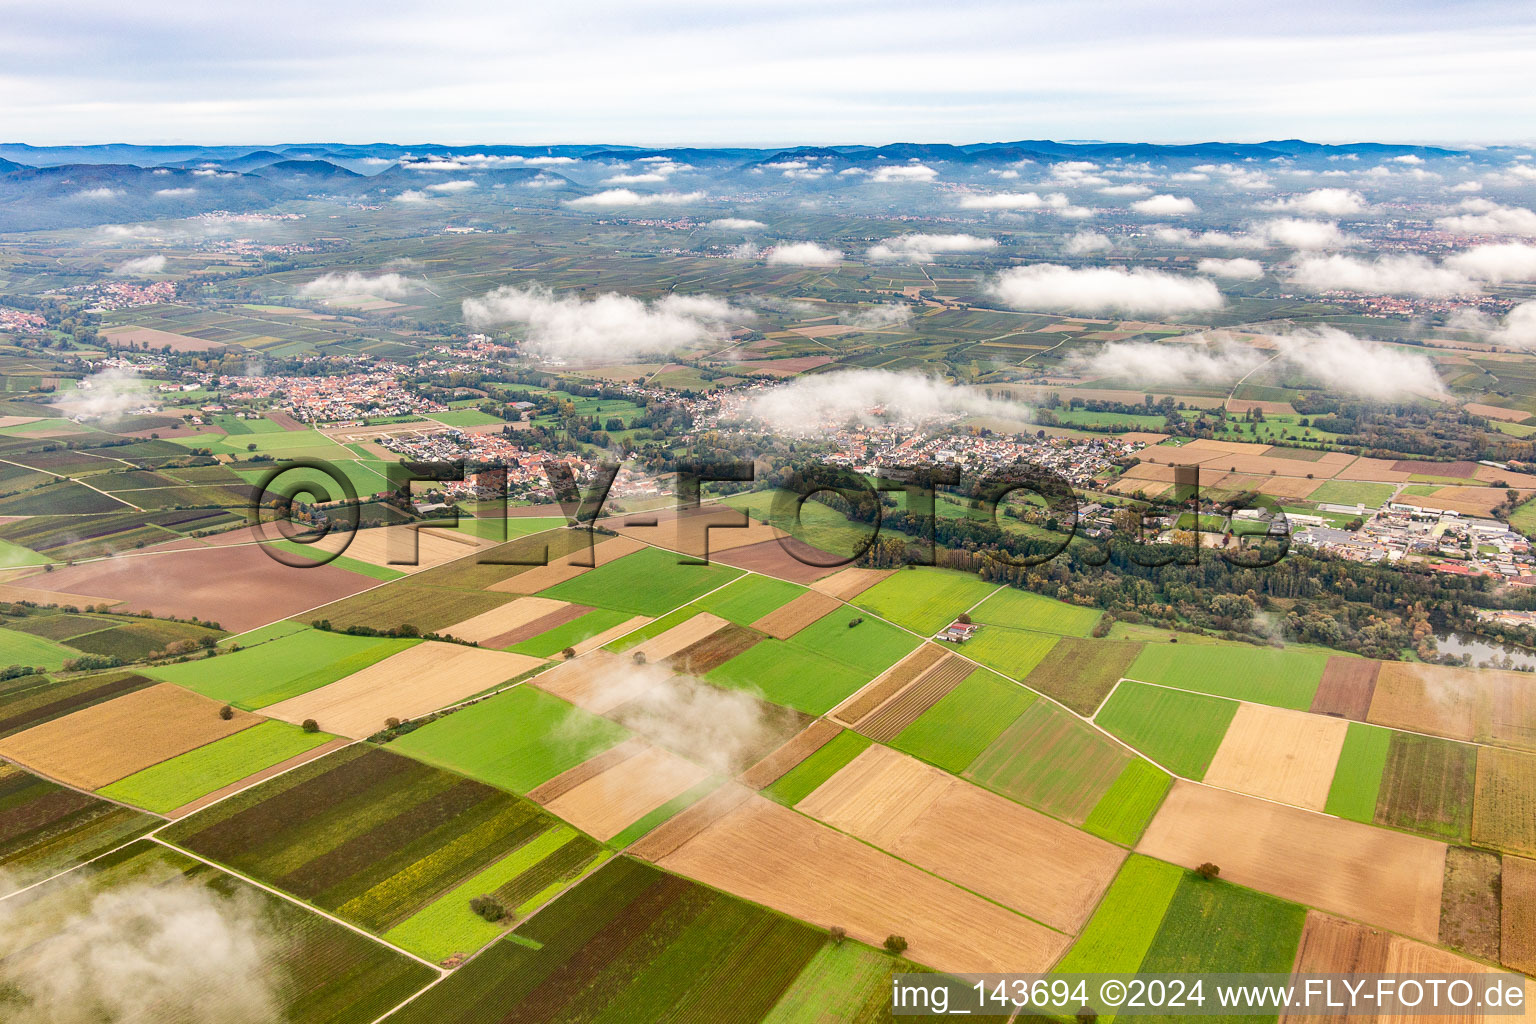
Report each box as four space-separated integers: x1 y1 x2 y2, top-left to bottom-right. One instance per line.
562 647 576 660
883 934 908 955
1195 862 1220 881
633 651 647 665
829 926 846 945
301 719 319 733
218 705 234 721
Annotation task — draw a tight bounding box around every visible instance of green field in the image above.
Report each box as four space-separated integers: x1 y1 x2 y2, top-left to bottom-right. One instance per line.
388 684 629 793
0 763 158 890
1082 759 1174 846
145 629 419 709
1307 480 1398 507
960 625 1060 680
1023 638 1143 715
965 699 1131 823
2 840 434 1022
540 545 742 615
707 640 871 715
507 608 635 657
1375 731 1477 841
891 667 1035 773
1055 854 1183 975
1126 642 1329 710
968 587 1103 637
1324 722 1393 823
0 627 74 671
693 574 806 624
765 730 872 805
99 720 335 813
163 745 573 935
388 857 828 1024
1096 682 1239 780
723 488 879 561
603 605 696 652
854 567 998 635
786 611 917 678
383 824 608 962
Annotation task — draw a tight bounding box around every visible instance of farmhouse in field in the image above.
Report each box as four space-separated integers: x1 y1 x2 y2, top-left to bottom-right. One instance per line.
935 620 979 644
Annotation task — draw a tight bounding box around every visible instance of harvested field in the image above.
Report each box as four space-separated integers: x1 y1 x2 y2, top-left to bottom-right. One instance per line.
6 544 376 632
262 642 545 738
542 745 711 841
531 650 630 714
1138 781 1447 942
525 737 649 803
1502 855 1536 975
1439 846 1502 961
1377 731 1477 841
1022 638 1141 715
751 590 840 639
0 670 156 738
810 566 891 600
1311 657 1381 720
1204 704 1349 811
440 596 576 644
606 504 785 558
1055 855 1184 976
798 745 1124 932
1392 459 1479 478
325 524 493 572
99 325 228 352
827 643 948 724
1413 487 1518 517
1344 457 1413 483
629 611 729 662
494 605 611 652
485 535 646 594
0 683 259 790
1380 938 1526 1024
966 699 1127 823
856 654 972 741
1369 661 1536 749
569 614 648 655
665 622 760 674
739 719 843 789
1472 746 1536 855
1286 914 1391 994
715 536 847 585
628 781 754 861
654 794 1072 973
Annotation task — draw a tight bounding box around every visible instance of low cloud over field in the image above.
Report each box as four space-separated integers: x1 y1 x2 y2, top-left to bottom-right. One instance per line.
1080 327 1445 400
1196 257 1264 279
462 284 742 361
731 369 1028 435
0 871 281 1024
56 367 156 426
707 218 766 230
988 264 1223 316
297 271 415 299
867 233 997 261
1451 301 1536 349
766 242 843 265
842 304 913 329
1444 242 1536 283
1260 188 1367 215
1435 200 1536 235
1131 194 1198 216
1289 254 1475 296
958 191 1091 217
112 255 166 275
564 189 705 208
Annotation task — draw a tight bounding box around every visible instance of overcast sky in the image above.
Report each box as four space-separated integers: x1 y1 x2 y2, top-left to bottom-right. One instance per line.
3 0 1533 146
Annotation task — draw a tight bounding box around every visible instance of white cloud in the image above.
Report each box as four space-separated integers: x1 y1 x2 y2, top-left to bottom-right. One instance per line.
843 304 912 329
1197 257 1264 279
154 187 195 196
1392 154 1425 165
112 255 167 275
73 187 120 200
766 242 843 265
731 369 1028 435
1073 340 1264 385
1444 243 1536 284
706 217 766 231
462 284 743 362
869 163 939 183
1255 218 1351 249
1267 327 1447 400
297 271 415 299
1099 183 1152 196
959 191 1090 217
1436 200 1536 236
1454 302 1536 350
425 179 477 193
564 188 705 208
1260 188 1367 215
989 264 1223 317
1131 194 1198 216
1063 231 1112 255
56 367 157 425
393 189 431 203
867 233 997 262
604 172 667 184
1289 254 1476 297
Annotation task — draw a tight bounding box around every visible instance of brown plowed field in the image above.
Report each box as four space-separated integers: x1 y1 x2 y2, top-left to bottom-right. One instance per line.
751 591 841 639
532 651 629 714
655 794 1072 974
526 737 649 803
665 623 761 674
483 603 592 648
0 683 260 790
1204 704 1349 811
442 596 574 644
543 745 711 841
1310 657 1380 720
1283 913 1390 1023
628 782 753 861
797 745 1124 932
857 655 971 741
262 642 545 738
606 505 784 559
829 643 947 725
714 538 842 585
1138 781 1447 942
738 720 843 789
